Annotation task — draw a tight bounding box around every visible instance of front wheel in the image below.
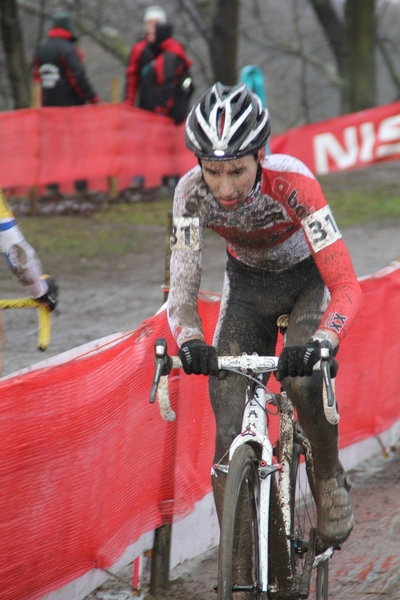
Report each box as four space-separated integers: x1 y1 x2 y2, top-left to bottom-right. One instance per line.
315 559 329 599
291 439 329 600
218 444 262 600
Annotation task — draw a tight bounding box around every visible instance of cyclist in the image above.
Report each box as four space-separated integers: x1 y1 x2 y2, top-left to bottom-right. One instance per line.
167 83 363 556
0 191 58 373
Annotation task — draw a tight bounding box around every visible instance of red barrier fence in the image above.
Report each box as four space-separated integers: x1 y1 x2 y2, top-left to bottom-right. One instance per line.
0 104 196 192
2 100 400 194
271 100 400 175
1 262 400 599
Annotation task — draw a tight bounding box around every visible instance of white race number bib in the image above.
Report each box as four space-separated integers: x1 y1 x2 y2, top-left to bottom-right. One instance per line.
303 206 341 253
170 217 200 251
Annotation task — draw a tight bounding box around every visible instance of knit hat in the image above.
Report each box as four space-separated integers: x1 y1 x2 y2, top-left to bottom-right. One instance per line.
144 5 167 24
51 12 76 36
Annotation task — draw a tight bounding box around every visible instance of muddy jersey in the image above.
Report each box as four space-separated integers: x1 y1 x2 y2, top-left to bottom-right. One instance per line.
167 154 363 346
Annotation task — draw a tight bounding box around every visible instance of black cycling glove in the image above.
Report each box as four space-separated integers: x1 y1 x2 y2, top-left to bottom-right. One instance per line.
178 339 219 376
36 276 59 312
276 340 339 381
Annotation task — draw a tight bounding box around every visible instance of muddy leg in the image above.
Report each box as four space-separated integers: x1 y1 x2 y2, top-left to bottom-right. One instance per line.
282 306 354 545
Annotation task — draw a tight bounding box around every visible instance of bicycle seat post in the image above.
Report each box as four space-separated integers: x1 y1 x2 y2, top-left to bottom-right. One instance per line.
277 314 290 345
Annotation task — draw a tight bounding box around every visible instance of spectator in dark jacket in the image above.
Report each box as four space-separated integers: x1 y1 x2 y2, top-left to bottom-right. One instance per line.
33 12 99 194
125 5 194 125
33 12 99 107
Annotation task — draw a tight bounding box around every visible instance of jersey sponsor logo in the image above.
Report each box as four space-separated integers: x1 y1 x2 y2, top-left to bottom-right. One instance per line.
302 206 341 253
170 217 200 251
272 178 307 218
272 177 290 196
325 312 348 333
286 189 307 218
39 64 60 88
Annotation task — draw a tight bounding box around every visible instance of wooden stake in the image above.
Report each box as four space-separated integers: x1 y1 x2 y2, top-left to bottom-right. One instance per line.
31 81 41 109
110 77 120 104
108 77 120 201
29 82 42 216
149 210 174 595
150 524 172 594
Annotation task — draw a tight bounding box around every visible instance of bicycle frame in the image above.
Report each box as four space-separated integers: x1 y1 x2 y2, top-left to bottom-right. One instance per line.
150 339 338 598
0 298 51 351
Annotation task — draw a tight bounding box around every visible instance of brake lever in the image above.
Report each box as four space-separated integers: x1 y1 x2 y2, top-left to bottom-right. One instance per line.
320 341 335 408
150 338 170 404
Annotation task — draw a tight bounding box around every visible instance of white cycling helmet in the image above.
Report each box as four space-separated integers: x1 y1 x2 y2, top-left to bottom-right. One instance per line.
185 82 270 160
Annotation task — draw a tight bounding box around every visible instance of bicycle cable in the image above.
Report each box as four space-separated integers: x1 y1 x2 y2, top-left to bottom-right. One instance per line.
222 366 280 416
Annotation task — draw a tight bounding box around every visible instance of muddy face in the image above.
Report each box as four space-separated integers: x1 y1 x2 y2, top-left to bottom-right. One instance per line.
201 155 260 212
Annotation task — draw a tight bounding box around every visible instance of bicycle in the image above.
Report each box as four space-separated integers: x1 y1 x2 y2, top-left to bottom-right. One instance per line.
149 317 340 599
0 298 52 351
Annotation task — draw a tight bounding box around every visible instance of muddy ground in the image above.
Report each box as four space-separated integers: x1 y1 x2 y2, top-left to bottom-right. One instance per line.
1 163 400 598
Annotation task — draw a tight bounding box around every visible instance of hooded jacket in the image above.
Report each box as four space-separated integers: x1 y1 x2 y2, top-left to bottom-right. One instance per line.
33 28 99 106
125 23 193 124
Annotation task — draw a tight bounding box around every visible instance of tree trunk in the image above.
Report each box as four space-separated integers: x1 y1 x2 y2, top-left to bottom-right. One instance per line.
308 0 346 79
210 0 239 85
308 0 376 114
0 0 30 108
343 0 376 113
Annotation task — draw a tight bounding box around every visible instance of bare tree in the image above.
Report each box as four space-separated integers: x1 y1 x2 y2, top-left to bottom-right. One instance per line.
0 0 30 108
308 0 376 113
175 0 239 84
343 0 376 112
308 0 345 78
210 0 239 84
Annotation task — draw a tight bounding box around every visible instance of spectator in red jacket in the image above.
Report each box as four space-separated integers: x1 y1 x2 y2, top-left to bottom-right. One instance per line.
125 5 194 125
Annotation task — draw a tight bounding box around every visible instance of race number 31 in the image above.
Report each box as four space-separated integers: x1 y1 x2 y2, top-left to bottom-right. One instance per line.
303 206 341 253
170 217 200 251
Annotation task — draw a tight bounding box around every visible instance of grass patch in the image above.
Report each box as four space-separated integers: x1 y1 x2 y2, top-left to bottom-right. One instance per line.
18 198 173 260
324 188 400 227
14 186 400 269
96 197 173 227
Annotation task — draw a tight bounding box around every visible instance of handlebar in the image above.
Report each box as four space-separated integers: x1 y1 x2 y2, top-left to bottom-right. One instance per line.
0 298 51 351
149 338 339 425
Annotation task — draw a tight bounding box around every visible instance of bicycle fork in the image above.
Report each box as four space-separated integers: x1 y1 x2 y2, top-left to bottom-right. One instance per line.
227 383 293 595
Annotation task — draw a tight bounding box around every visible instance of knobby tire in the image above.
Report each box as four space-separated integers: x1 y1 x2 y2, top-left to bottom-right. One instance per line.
218 444 262 600
291 440 329 600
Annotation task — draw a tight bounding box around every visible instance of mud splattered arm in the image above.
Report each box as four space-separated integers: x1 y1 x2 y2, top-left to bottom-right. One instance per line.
279 164 363 344
167 175 205 347
0 192 47 298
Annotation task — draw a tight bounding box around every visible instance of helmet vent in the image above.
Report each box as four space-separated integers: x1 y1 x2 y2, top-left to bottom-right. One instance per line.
218 109 226 140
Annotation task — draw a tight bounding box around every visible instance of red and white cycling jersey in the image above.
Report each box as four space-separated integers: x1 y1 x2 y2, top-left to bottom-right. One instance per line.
168 154 363 346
